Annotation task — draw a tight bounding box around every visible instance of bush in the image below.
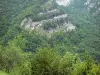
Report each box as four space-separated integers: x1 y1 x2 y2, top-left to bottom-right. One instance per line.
43 21 57 30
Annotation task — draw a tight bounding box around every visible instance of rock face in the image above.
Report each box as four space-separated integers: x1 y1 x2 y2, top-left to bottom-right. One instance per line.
21 0 76 34
85 0 100 16
21 17 42 30
56 0 70 6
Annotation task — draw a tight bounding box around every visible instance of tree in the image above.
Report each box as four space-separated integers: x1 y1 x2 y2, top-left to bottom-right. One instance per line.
0 16 9 37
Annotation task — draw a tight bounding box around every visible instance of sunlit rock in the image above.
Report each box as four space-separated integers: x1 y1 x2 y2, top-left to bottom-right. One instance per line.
54 14 67 19
21 13 75 33
56 0 70 6
66 23 76 31
20 0 76 34
21 18 27 27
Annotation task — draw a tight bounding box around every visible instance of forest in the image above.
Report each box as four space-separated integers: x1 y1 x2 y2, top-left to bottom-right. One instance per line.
0 0 100 75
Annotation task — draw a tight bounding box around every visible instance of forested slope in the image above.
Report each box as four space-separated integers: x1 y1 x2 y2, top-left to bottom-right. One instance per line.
0 0 100 75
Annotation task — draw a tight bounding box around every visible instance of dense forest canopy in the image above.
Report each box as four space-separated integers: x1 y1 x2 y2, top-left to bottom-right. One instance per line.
0 0 100 75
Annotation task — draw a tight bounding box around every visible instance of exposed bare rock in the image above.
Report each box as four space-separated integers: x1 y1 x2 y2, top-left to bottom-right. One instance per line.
31 22 40 30
21 18 28 27
20 0 76 35
21 13 75 34
40 14 68 23
21 17 32 29
66 22 76 31
38 9 61 19
56 0 70 6
53 14 67 20
47 9 60 14
85 0 100 16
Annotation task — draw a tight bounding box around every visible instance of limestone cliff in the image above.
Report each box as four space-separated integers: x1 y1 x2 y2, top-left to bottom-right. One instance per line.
20 0 76 35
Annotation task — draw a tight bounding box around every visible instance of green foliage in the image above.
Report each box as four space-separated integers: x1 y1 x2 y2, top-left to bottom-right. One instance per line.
0 38 100 75
0 34 30 72
58 52 78 75
0 71 8 75
1 25 22 46
31 48 60 75
43 21 57 30
10 60 31 75
0 0 100 75
0 16 9 37
57 0 100 61
31 48 100 75
72 60 100 75
23 31 48 52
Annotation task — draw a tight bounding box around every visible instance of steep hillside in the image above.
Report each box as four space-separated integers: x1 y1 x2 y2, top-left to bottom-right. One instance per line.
20 0 75 35
0 0 100 75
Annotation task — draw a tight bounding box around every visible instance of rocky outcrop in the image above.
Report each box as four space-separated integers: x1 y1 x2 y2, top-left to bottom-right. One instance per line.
21 14 75 33
21 17 41 30
56 0 70 6
21 0 76 34
85 0 100 16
